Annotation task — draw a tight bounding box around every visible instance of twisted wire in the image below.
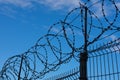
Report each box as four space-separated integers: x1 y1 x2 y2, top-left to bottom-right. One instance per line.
0 0 120 79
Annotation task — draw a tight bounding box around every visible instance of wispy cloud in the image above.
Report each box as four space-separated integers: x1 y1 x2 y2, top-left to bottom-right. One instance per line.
88 0 120 18
50 27 60 33
90 2 103 17
0 0 80 10
0 5 16 18
0 0 80 18
0 0 33 8
109 35 120 51
116 2 120 10
38 0 79 10
0 0 34 18
109 35 118 41
0 0 119 19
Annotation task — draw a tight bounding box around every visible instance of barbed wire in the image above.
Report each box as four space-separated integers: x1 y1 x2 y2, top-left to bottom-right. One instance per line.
45 38 120 80
0 0 120 79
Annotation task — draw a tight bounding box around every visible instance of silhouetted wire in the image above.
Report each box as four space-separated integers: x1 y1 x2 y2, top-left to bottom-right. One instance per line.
0 0 120 80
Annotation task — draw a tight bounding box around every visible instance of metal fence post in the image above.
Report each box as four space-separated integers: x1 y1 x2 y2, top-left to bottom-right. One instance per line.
80 7 88 80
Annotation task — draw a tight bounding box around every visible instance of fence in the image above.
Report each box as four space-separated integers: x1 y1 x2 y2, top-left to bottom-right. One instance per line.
0 0 120 80
45 38 120 80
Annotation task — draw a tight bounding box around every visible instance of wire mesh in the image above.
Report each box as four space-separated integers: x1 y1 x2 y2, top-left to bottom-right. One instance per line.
45 38 120 80
0 0 120 80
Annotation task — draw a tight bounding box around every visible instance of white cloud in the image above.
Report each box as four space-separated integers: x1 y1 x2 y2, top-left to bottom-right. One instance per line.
0 0 33 8
0 0 34 18
0 5 16 18
88 0 112 18
0 0 80 10
109 35 118 41
38 0 79 10
0 0 119 19
0 0 80 18
110 38 120 51
116 2 120 11
91 2 103 17
88 0 120 18
51 27 60 33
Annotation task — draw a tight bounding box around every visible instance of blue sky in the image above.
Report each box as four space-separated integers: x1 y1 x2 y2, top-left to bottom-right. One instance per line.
0 0 120 79
0 0 80 78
